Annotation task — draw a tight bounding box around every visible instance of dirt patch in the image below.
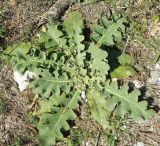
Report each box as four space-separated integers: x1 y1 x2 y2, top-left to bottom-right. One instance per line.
1 0 56 44
0 66 38 146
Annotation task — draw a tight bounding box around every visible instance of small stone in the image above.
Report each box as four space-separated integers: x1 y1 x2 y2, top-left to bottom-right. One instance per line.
132 80 143 88
81 91 87 102
147 70 160 85
148 126 154 132
13 71 37 92
134 142 145 146
155 62 160 70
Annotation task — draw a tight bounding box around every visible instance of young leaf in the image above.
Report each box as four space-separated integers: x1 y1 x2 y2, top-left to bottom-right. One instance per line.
118 53 135 66
111 65 136 79
88 89 110 129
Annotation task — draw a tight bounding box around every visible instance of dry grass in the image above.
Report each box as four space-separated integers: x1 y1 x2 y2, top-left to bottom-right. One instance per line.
0 66 38 146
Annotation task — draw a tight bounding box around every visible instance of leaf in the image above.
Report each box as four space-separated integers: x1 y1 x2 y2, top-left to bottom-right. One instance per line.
88 43 108 60
75 52 86 66
104 80 155 120
91 16 127 46
11 51 45 74
111 65 136 79
0 25 5 38
100 16 112 28
63 11 84 36
38 31 49 43
63 10 85 52
118 53 135 66
4 42 31 55
38 91 80 146
39 126 55 146
48 24 66 47
88 89 110 129
88 43 110 78
30 70 73 98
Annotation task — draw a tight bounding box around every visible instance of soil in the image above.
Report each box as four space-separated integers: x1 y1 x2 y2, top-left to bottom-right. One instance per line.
0 0 160 146
0 66 38 146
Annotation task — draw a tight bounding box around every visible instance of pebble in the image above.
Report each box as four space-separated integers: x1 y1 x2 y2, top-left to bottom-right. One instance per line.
133 142 145 146
13 71 36 92
147 61 160 85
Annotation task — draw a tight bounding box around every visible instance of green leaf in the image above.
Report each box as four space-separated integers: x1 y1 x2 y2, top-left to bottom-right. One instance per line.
39 126 55 146
88 43 109 77
11 51 45 73
38 91 80 146
88 89 110 129
4 42 31 55
63 11 84 36
111 65 136 79
48 24 66 47
0 25 5 38
118 53 135 66
30 71 73 98
38 31 49 43
63 10 85 52
100 16 112 28
88 43 108 60
104 80 155 120
91 16 127 46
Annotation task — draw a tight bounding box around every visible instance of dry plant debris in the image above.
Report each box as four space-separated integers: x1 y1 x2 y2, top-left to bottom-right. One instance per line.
0 66 38 146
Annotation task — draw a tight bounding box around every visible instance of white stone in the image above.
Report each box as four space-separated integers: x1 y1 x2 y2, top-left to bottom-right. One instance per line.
13 71 36 92
147 70 160 85
132 80 143 88
155 62 160 70
81 91 87 102
134 142 145 146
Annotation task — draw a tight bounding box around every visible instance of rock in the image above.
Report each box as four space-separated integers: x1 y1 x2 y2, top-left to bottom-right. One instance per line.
132 80 143 88
81 91 87 102
13 71 36 92
147 61 160 85
134 142 145 146
147 70 160 85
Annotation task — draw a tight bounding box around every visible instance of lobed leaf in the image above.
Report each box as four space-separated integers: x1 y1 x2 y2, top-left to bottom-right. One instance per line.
4 42 31 55
63 11 84 36
88 43 110 80
30 70 73 98
38 91 81 146
88 89 110 129
91 16 127 46
48 24 66 48
104 80 155 120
